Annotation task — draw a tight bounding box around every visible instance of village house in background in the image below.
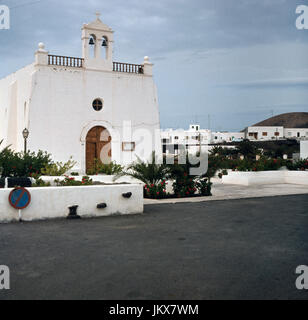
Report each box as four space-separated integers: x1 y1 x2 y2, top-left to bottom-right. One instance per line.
161 113 308 156
0 14 161 173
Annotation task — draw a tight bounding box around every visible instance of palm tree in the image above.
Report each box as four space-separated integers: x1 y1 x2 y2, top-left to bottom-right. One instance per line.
114 152 171 185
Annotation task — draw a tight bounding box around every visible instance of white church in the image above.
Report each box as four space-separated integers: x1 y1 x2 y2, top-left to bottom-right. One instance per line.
0 14 161 173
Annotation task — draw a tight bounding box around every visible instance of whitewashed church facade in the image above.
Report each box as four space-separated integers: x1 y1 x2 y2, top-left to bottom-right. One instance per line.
0 14 161 173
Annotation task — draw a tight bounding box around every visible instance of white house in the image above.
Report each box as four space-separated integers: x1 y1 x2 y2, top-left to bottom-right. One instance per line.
211 131 245 143
0 14 161 173
161 124 212 155
245 127 285 141
284 128 308 139
245 126 308 141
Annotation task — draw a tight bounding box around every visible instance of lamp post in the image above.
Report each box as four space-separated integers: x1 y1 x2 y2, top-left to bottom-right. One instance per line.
22 128 29 153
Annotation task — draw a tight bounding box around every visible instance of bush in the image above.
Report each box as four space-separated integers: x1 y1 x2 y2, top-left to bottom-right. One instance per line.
32 178 51 188
55 176 93 187
41 158 76 176
144 180 167 199
0 144 52 178
196 178 212 196
287 159 308 171
87 159 123 176
173 173 197 198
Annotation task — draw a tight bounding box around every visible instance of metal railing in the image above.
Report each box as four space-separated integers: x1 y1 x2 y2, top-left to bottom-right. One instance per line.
47 55 144 74
48 55 84 68
113 62 144 74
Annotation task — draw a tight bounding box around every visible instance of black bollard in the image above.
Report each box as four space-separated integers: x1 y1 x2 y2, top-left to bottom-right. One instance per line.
67 205 81 220
97 203 107 209
122 192 132 199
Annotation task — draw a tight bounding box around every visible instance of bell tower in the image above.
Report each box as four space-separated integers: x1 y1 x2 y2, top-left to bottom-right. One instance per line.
82 13 114 71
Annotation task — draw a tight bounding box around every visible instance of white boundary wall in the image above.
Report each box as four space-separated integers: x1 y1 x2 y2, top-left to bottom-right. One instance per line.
0 184 143 223
300 141 308 159
40 175 142 186
222 171 308 186
41 175 175 194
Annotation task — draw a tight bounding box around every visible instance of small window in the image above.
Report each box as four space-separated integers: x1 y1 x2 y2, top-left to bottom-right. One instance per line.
174 136 179 140
92 99 103 111
249 133 254 137
262 132 267 136
274 132 280 136
122 142 136 152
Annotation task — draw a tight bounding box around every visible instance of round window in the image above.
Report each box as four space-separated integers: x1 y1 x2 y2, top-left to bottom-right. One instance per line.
92 99 103 111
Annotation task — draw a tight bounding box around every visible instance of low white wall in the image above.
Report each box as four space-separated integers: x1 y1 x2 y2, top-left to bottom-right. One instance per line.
42 175 175 195
0 184 143 223
41 175 142 186
284 171 308 185
222 171 308 186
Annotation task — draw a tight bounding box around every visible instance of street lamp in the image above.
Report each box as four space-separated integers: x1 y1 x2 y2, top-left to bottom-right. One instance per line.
22 128 29 153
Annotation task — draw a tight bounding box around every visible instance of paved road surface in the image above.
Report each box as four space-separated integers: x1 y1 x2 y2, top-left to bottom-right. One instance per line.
0 195 308 300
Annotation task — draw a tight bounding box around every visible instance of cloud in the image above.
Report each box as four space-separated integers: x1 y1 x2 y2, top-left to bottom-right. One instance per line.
1 0 308 131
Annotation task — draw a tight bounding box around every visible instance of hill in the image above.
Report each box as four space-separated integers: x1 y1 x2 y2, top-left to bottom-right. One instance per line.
252 112 308 128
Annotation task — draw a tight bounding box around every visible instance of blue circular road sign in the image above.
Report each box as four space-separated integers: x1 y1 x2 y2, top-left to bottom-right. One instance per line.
9 188 31 210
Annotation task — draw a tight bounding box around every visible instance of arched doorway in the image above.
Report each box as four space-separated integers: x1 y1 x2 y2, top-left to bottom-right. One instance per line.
86 126 112 172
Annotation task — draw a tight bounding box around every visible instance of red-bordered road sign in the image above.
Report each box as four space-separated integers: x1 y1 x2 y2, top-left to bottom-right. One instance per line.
8 188 31 210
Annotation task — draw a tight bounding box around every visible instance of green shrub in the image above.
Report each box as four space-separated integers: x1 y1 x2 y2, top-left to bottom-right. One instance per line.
196 178 212 196
87 159 123 176
144 180 167 199
41 158 76 176
0 141 52 178
32 178 51 187
55 176 93 186
173 172 197 198
286 159 308 171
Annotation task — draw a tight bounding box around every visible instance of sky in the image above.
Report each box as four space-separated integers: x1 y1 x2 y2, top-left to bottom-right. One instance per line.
1 0 308 131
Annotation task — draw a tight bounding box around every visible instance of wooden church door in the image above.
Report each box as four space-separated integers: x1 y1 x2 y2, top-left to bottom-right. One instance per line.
86 126 111 172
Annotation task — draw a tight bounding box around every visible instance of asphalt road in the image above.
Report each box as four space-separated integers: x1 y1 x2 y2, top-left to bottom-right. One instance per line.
1 194 308 300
